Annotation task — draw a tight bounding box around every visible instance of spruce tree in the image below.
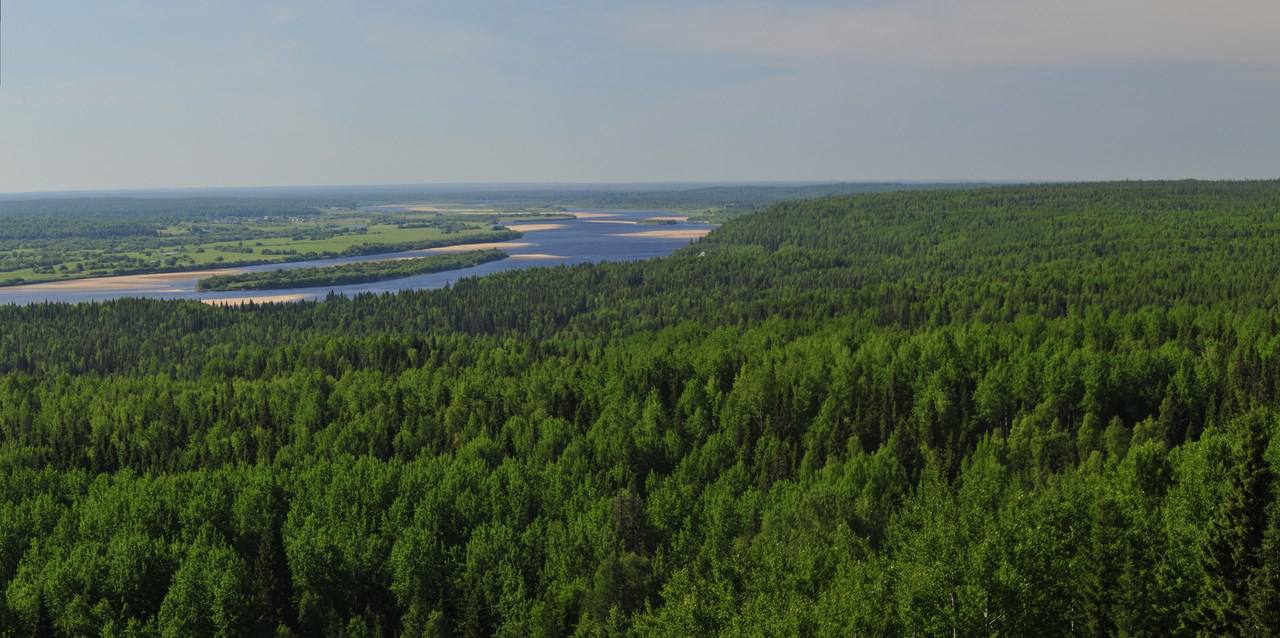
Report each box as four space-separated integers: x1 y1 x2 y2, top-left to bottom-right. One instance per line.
1245 500 1280 636
1192 411 1273 634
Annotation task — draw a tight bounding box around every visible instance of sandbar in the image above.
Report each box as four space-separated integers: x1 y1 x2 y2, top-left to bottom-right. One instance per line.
4 268 247 293
610 229 712 239
509 253 566 260
565 211 618 219
584 219 639 225
505 223 566 232
425 242 532 253
644 215 689 222
202 294 309 307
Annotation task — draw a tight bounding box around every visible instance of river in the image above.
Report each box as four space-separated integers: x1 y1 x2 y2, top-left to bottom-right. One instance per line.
0 211 714 305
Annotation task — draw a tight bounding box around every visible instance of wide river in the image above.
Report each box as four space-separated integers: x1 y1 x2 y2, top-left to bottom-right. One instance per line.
0 211 714 306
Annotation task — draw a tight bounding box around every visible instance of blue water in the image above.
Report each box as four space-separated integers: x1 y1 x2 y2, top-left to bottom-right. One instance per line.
0 211 713 305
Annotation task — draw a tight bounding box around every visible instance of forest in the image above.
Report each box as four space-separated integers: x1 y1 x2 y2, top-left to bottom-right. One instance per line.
2 181 1280 636
197 250 508 292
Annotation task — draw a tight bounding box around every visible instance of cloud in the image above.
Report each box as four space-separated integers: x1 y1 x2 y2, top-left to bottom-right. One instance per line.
625 0 1280 67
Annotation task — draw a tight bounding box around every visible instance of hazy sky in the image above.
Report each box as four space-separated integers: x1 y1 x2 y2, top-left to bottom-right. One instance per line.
2 1 1278 192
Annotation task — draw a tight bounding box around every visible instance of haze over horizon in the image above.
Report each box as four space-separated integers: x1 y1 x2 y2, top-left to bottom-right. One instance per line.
2 1 1278 193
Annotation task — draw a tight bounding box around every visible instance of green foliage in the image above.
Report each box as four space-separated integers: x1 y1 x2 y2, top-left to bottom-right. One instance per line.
2 181 1280 635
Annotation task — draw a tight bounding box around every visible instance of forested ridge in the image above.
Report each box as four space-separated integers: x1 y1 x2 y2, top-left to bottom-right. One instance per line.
3 181 1280 636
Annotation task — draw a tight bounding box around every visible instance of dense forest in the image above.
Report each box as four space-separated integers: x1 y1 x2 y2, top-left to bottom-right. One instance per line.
197 250 508 292
2 181 1280 636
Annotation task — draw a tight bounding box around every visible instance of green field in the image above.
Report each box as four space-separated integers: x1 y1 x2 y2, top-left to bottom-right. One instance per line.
0 205 527 286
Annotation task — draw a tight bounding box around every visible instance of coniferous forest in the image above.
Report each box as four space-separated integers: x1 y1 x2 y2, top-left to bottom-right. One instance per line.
4 181 1280 636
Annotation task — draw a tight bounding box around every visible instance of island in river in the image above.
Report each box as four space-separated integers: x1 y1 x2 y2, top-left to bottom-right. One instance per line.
197 250 509 292
0 211 713 305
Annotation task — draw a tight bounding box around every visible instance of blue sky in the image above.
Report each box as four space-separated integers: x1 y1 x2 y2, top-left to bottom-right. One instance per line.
1 0 1278 192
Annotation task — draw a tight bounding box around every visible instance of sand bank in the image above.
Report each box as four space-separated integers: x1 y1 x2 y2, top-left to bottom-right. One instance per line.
611 229 711 239
425 242 532 253
565 211 618 219
505 223 566 232
509 253 566 260
584 219 639 225
5 268 247 293
644 215 689 222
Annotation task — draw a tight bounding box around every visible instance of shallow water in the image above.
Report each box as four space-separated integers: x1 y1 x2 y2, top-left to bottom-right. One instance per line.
0 211 713 305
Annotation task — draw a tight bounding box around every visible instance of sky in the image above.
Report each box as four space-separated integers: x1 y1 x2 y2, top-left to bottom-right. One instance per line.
1 0 1278 193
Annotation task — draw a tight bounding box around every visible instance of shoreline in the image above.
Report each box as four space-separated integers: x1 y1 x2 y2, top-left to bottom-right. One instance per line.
426 241 532 253
610 229 712 239
504 223 566 232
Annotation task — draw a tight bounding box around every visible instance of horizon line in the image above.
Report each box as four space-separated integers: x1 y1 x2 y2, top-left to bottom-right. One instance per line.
0 178 1111 200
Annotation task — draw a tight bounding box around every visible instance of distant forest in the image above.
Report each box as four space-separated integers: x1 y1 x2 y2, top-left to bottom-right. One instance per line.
2 181 1280 636
0 181 981 224
0 198 334 239
352 182 990 214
